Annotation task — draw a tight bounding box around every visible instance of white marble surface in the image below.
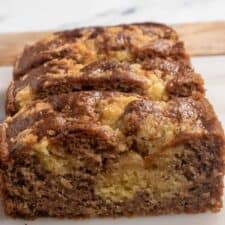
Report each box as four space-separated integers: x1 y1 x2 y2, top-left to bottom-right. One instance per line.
0 0 225 33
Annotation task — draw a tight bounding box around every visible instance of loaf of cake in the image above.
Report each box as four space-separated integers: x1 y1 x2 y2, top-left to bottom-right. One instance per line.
0 22 224 219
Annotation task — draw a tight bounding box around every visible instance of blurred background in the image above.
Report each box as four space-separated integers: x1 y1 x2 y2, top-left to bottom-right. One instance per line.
0 0 225 32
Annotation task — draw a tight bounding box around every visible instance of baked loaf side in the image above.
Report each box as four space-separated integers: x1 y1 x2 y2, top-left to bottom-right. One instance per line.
0 91 224 218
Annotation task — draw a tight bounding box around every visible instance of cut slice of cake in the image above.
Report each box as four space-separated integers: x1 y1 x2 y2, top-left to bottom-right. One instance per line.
13 23 189 80
6 58 203 115
0 91 224 218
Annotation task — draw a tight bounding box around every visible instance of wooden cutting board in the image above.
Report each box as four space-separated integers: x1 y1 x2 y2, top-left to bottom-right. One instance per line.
0 21 224 66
